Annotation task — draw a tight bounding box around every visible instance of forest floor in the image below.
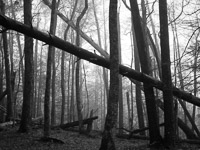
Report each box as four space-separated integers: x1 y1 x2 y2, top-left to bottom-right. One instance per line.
0 125 200 150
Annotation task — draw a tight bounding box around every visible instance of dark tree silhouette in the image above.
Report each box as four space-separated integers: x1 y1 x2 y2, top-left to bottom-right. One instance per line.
43 0 58 138
18 0 34 133
129 0 162 145
0 0 13 122
99 0 119 149
159 0 175 147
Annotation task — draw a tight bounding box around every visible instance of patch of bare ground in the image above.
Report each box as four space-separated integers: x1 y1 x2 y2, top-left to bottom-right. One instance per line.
0 126 199 150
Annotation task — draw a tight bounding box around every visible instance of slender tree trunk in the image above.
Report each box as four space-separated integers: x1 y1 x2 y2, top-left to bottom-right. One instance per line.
83 64 89 116
192 32 199 126
126 92 131 130
33 38 38 118
43 0 58 137
130 33 134 130
10 0 24 85
0 1 13 122
33 18 40 119
132 24 145 135
51 48 56 126
70 55 75 122
102 0 109 99
67 54 71 123
0 35 5 122
37 47 43 117
117 9 123 135
99 0 119 149
130 0 162 145
159 0 175 147
93 0 108 130
63 0 78 123
18 0 34 132
60 50 66 124
75 0 88 133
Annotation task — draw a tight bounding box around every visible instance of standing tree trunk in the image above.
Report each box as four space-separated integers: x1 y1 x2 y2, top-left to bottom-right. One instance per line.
10 0 24 86
159 0 175 147
51 0 60 127
70 54 75 122
33 18 40 119
117 9 123 135
60 50 66 124
75 0 88 134
0 52 4 122
92 0 108 130
129 0 162 145
61 0 78 124
51 48 56 126
192 32 199 126
0 0 13 122
132 26 145 135
33 38 38 119
18 0 33 132
126 92 131 129
37 47 43 117
43 0 58 138
99 0 119 149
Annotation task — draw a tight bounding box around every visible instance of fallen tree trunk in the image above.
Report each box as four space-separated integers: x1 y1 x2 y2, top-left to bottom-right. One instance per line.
53 116 98 129
117 123 164 139
0 15 200 106
116 133 149 140
179 139 200 144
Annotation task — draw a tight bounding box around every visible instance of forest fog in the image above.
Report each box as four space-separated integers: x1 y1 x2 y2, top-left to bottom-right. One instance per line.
0 0 200 149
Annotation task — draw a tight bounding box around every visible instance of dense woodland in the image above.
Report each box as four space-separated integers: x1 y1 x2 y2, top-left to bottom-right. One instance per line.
0 0 200 149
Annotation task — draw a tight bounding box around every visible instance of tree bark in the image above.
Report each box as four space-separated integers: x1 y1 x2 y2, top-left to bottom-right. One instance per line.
60 50 66 124
18 0 33 133
99 0 119 149
37 47 43 117
130 0 162 145
75 0 88 134
132 24 145 135
0 46 4 122
159 0 175 146
51 48 56 126
43 0 58 138
117 8 123 136
0 0 13 122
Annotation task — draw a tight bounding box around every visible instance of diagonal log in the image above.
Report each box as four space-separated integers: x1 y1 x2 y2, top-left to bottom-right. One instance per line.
0 14 200 106
57 116 98 129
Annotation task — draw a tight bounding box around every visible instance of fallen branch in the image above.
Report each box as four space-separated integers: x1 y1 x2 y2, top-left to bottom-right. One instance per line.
0 15 200 106
38 137 65 144
117 123 165 139
52 116 98 130
116 133 149 140
179 139 200 145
